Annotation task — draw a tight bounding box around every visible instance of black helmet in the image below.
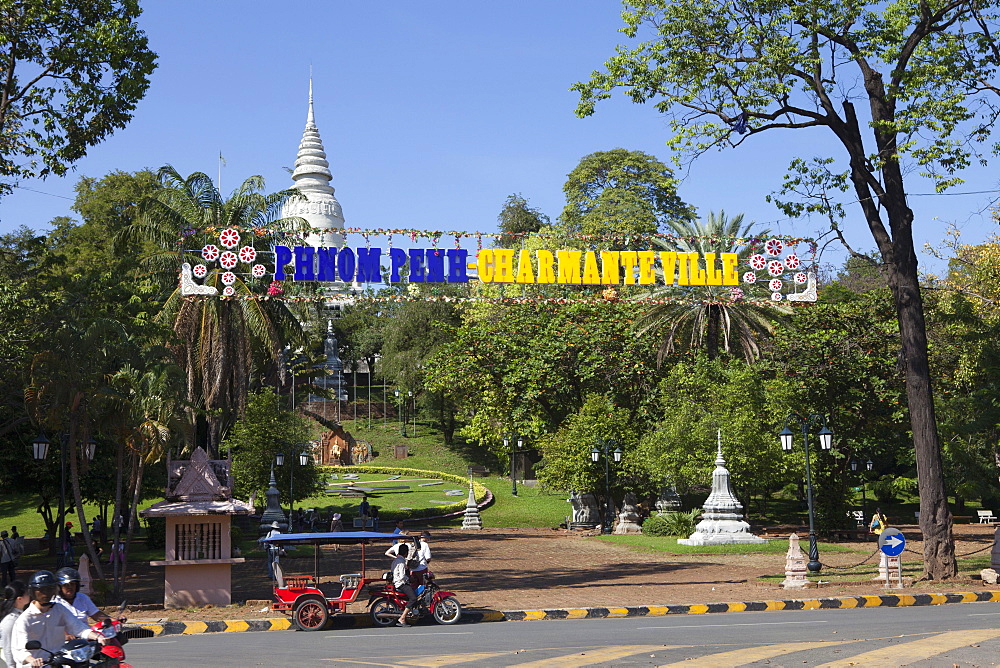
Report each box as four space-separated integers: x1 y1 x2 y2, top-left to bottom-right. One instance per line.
28 570 57 590
56 567 81 585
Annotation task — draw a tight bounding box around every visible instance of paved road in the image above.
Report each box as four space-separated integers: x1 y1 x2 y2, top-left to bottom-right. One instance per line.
126 602 1000 667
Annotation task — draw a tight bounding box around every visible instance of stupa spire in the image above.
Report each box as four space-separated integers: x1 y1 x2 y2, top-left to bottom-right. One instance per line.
282 77 345 248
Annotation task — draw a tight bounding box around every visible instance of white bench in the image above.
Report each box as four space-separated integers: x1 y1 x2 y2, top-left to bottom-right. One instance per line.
978 510 997 524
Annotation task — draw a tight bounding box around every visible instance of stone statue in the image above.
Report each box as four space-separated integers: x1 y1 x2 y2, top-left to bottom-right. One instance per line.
655 484 682 514
567 491 600 529
614 491 643 534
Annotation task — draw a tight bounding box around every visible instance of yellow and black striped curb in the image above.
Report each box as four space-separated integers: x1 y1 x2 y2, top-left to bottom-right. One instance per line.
125 590 1000 637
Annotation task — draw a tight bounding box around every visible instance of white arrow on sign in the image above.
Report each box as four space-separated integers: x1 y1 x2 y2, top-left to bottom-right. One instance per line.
884 535 903 549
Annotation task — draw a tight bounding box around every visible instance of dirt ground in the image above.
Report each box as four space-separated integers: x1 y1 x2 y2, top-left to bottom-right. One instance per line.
107 522 999 621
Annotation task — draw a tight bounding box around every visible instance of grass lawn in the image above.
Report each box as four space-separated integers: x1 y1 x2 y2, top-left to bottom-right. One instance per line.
593 533 856 555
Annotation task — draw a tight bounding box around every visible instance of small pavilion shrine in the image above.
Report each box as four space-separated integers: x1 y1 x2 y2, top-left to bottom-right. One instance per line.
141 447 253 608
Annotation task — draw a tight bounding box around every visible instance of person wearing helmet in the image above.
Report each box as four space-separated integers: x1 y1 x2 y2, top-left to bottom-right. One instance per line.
10 571 108 667
53 568 113 626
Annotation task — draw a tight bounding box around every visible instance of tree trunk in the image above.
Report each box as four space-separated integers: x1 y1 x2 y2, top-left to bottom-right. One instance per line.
123 450 146 588
112 435 126 596
67 415 105 581
706 305 720 360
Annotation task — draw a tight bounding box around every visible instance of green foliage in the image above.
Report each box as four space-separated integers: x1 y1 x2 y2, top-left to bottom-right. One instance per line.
143 516 165 550
534 394 648 496
558 148 693 240
496 193 549 248
642 509 700 537
0 1 157 194
224 388 317 501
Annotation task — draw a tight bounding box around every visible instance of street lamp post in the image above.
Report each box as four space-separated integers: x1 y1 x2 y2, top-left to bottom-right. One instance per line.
590 440 622 535
409 391 416 438
277 449 311 529
504 436 524 496
778 414 833 574
850 457 874 518
32 432 97 566
394 390 406 437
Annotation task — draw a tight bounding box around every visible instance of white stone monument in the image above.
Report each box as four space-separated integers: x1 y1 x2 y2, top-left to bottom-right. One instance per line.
678 431 768 546
781 533 810 588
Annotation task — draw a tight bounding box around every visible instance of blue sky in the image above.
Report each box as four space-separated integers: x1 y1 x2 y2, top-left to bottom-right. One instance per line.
1 1 997 274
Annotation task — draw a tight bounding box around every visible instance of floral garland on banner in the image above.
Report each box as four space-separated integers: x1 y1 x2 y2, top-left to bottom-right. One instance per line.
172 224 818 256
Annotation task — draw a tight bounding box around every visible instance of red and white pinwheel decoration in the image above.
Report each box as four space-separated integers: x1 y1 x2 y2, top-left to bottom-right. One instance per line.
222 286 235 297
743 272 757 284
252 264 267 278
238 246 257 263
767 260 784 276
221 271 237 286
749 254 766 270
794 272 807 284
192 264 208 278
201 244 219 262
765 238 784 256
219 251 238 269
769 279 783 291
219 229 241 249
784 254 801 270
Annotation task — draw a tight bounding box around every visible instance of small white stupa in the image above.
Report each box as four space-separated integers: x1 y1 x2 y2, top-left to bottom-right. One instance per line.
678 431 768 546
281 78 345 249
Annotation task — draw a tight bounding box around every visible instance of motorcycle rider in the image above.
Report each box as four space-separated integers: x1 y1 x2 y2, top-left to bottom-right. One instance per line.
10 570 108 667
390 544 416 627
53 568 116 626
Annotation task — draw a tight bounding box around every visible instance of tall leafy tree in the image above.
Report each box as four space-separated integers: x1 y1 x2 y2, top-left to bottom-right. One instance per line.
120 166 307 455
571 0 998 578
0 0 157 195
636 211 788 362
496 193 549 248
558 148 693 241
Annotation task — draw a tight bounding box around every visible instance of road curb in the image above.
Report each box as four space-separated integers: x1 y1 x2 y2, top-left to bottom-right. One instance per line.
128 589 1000 637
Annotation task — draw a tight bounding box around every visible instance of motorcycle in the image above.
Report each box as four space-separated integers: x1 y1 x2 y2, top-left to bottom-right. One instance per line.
90 617 132 668
25 637 102 667
368 571 462 626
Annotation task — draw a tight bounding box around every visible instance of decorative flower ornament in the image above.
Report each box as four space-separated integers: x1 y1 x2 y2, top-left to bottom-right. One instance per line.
252 264 267 278
784 254 801 269
743 272 757 284
771 292 784 301
221 271 237 285
238 246 257 263
219 229 241 249
765 238 784 256
794 272 807 284
749 254 766 270
769 279 783 291
192 264 208 278
767 260 785 276
219 251 238 269
222 285 235 296
201 245 220 261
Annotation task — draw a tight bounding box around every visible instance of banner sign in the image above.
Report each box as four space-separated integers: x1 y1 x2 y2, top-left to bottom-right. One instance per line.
178 229 817 303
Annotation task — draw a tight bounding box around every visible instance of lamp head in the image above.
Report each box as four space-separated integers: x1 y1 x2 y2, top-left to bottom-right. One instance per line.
818 425 833 450
590 447 600 463
778 426 794 452
32 433 50 461
299 451 309 466
612 447 623 463
275 452 285 467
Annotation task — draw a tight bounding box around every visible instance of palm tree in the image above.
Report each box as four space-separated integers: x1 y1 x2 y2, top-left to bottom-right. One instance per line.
635 211 791 362
118 166 308 455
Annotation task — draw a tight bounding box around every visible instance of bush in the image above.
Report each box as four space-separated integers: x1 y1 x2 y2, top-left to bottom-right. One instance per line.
643 509 701 537
143 517 166 550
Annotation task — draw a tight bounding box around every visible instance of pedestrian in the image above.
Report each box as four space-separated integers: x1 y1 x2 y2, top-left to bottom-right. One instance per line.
370 506 380 530
60 522 75 568
91 516 104 545
329 513 344 532
391 520 405 544
8 529 22 567
0 580 29 668
0 533 15 588
261 522 282 580
358 497 371 526
869 507 888 535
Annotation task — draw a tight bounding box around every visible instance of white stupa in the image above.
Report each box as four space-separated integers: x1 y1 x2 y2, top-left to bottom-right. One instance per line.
678 431 768 546
282 79 345 249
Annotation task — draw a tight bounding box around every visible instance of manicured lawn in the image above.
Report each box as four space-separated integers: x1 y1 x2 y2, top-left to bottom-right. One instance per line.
593 533 855 555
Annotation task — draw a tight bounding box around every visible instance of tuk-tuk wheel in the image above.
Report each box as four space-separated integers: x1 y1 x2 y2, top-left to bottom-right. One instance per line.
293 597 330 631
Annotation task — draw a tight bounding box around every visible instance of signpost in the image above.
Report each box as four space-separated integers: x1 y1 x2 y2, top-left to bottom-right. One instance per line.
877 528 905 588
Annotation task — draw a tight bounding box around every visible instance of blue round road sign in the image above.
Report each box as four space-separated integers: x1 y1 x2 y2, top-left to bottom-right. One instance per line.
878 527 906 556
